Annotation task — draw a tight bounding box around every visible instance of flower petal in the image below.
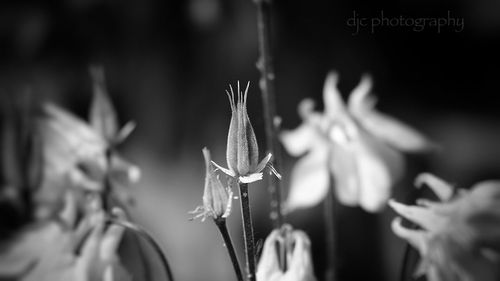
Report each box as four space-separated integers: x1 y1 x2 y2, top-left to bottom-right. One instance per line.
347 131 403 212
256 230 281 281
388 200 445 232
211 161 235 177
89 66 119 142
415 173 455 202
354 110 434 152
391 217 428 254
285 149 329 212
322 71 347 120
239 173 263 184
280 123 318 157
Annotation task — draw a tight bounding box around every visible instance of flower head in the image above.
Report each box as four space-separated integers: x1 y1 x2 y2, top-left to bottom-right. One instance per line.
213 82 280 183
35 68 140 218
190 148 233 221
256 225 317 281
0 193 130 281
281 71 432 212
389 173 500 281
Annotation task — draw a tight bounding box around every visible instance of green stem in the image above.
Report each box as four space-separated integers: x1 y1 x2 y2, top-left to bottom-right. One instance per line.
254 0 284 229
214 218 244 281
238 183 256 281
324 181 337 281
108 217 175 281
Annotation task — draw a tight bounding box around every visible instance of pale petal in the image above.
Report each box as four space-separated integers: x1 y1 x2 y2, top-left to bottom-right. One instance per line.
89 66 119 142
355 131 404 212
114 121 136 144
388 200 445 231
347 74 374 115
415 173 454 201
285 231 317 281
256 230 281 281
240 173 263 184
280 124 318 157
330 142 359 207
109 154 141 185
355 110 434 152
322 71 347 120
211 161 235 177
100 208 126 262
285 149 329 212
391 217 428 254
254 153 272 173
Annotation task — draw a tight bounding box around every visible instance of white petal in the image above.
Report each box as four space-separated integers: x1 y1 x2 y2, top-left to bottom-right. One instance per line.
355 110 434 152
211 161 235 177
256 230 281 281
353 131 404 212
330 142 359 207
388 200 445 231
415 173 454 201
347 74 374 115
285 149 330 212
239 173 263 184
254 153 272 173
322 71 347 120
280 123 318 157
391 217 428 254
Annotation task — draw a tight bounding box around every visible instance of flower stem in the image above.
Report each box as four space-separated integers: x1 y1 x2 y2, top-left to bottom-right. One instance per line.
324 181 337 281
253 0 284 229
108 217 175 281
214 218 244 281
238 183 256 281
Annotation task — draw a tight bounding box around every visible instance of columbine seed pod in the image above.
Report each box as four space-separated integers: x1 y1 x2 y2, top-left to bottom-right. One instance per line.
226 81 259 176
190 147 232 221
213 82 280 184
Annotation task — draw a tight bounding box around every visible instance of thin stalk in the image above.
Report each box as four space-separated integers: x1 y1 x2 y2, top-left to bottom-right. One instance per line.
107 217 175 281
253 0 284 229
238 183 256 281
214 218 244 281
102 148 114 212
324 181 337 281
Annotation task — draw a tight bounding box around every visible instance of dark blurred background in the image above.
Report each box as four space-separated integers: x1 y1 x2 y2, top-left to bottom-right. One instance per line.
1 0 500 280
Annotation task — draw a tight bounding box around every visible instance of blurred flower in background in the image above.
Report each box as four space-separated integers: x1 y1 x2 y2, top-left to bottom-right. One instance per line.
281 71 432 212
390 173 500 281
257 225 317 281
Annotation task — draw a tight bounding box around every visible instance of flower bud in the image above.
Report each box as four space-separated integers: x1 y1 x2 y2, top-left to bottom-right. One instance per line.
226 81 259 176
212 82 280 183
190 148 232 221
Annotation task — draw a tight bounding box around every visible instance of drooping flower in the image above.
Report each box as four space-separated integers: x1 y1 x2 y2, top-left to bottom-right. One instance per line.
281 71 432 212
389 173 500 281
34 67 140 218
213 82 280 183
190 148 233 221
256 225 317 281
0 193 131 281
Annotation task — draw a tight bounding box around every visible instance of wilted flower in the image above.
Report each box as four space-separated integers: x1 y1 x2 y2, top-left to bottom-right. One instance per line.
389 173 500 281
281 71 432 212
213 82 280 184
256 225 316 281
190 148 233 221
